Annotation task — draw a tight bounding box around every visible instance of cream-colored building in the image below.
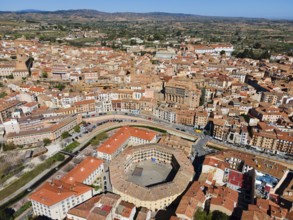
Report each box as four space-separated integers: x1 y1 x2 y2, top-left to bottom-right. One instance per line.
110 144 194 212
7 114 82 145
164 79 201 108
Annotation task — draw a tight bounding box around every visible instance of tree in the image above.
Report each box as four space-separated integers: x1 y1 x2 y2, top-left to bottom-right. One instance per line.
6 75 14 79
199 88 206 106
42 71 48 78
0 92 7 98
43 138 52 146
220 50 226 56
90 132 108 146
130 39 137 45
73 125 80 133
153 33 164 41
253 42 261 49
236 49 255 59
54 153 65 161
211 210 229 220
0 208 15 220
193 208 212 220
61 131 70 139
259 50 271 60
54 83 66 91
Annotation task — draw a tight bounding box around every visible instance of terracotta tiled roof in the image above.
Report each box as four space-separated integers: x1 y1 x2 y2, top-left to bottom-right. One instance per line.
206 150 287 179
29 180 92 207
176 181 206 219
62 157 103 184
97 126 157 155
23 101 38 108
74 99 95 106
29 86 45 93
67 195 102 218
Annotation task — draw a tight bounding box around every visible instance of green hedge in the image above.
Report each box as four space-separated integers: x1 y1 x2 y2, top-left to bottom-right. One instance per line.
90 132 108 146
63 141 80 153
13 201 32 218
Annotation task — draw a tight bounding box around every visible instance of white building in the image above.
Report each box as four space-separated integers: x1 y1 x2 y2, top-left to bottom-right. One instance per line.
30 180 93 220
62 157 104 186
96 126 157 161
30 157 105 220
153 105 176 123
20 101 39 115
0 64 15 77
194 45 214 54
211 44 234 56
12 69 29 78
3 119 20 134
201 158 226 186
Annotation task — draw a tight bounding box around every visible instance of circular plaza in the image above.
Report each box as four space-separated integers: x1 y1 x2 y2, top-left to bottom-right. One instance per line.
109 143 194 211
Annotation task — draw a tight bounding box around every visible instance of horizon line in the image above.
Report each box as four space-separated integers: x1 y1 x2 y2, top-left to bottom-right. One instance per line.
0 9 292 20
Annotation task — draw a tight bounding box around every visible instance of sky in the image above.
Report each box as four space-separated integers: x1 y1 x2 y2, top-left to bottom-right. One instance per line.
1 0 293 19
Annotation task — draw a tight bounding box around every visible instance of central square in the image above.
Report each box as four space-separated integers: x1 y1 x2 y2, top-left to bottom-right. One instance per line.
127 160 173 187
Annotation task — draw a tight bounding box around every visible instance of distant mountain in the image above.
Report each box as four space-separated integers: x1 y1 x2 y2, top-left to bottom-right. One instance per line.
17 9 45 13
0 9 272 22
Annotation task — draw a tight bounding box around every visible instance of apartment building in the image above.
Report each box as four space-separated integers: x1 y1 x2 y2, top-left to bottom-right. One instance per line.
261 92 281 105
12 69 29 78
96 126 157 161
0 100 23 123
211 118 228 141
62 157 104 186
210 44 234 56
250 106 282 123
202 150 288 201
3 119 20 134
30 156 105 220
209 186 238 216
0 64 15 77
153 104 176 123
176 181 206 220
159 135 193 156
7 114 82 145
114 200 136 220
67 193 121 220
241 199 288 220
20 101 39 115
176 181 238 219
30 180 93 220
176 109 195 126
194 110 208 129
74 99 96 114
251 129 293 154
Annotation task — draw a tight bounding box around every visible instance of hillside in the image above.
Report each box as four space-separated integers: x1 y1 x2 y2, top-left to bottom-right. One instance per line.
0 9 269 22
